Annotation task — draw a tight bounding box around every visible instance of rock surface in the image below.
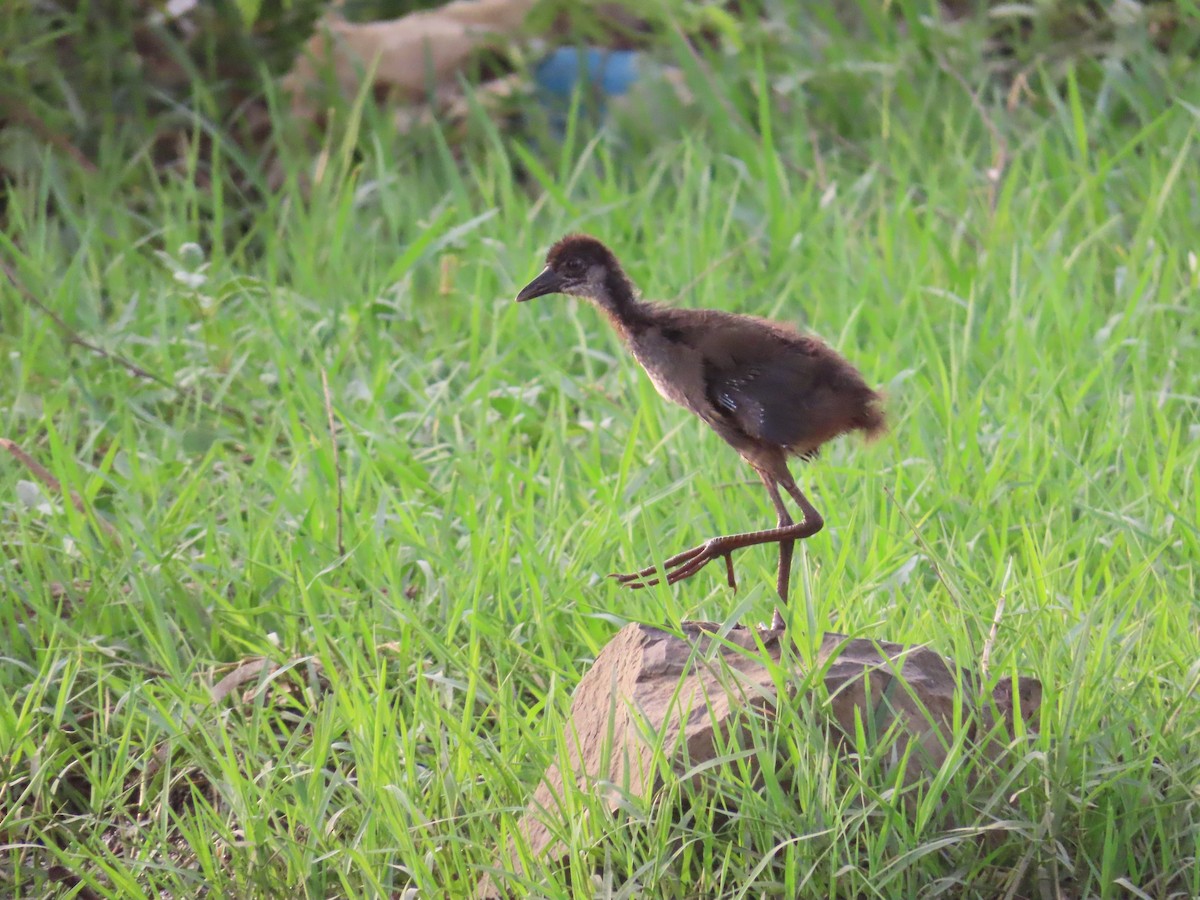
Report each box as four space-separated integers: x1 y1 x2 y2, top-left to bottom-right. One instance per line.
478 622 1041 898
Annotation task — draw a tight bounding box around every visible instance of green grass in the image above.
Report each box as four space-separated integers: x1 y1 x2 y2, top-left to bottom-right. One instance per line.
2 12 1199 898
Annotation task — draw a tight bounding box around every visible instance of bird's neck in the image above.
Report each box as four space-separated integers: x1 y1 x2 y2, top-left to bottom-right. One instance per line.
595 270 651 337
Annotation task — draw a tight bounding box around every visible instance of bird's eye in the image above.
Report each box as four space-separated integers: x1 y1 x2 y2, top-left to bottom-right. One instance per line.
563 258 585 276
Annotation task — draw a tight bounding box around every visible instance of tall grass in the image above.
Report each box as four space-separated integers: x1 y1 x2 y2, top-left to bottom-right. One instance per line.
2 5 1198 897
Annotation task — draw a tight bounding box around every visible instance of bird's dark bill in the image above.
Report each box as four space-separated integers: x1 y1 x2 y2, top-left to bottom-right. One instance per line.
515 267 562 302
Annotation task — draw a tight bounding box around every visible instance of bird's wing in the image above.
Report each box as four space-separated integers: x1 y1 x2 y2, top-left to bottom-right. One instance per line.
697 324 829 449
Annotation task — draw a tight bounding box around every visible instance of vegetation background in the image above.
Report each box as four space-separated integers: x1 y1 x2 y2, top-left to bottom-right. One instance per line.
2 1 1198 897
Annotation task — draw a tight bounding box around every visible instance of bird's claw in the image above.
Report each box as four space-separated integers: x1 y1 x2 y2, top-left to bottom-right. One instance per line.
609 539 737 591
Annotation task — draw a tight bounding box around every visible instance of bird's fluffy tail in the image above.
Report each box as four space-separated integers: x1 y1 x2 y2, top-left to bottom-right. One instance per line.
856 391 888 441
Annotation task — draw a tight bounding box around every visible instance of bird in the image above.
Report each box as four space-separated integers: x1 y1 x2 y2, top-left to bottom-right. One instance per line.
515 234 885 631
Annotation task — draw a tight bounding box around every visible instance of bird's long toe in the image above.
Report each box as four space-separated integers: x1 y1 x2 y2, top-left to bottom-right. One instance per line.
663 542 729 585
608 562 668 588
608 542 715 589
608 570 660 589
664 553 714 585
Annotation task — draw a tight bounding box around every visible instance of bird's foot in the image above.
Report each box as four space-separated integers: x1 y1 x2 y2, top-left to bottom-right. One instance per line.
609 539 737 590
764 607 785 632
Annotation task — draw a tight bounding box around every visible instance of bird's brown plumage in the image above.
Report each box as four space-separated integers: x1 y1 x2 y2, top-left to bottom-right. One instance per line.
630 304 885 460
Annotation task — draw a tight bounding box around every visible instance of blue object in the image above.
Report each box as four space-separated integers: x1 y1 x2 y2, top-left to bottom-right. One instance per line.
533 47 643 135
534 47 641 99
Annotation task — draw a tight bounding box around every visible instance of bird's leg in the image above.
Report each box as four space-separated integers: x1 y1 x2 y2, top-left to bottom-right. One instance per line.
779 475 824 534
610 472 825 592
763 475 793 632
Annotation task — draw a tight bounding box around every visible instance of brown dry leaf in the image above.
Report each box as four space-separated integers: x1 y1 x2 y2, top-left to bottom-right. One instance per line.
283 0 535 120
210 658 279 705
210 655 328 707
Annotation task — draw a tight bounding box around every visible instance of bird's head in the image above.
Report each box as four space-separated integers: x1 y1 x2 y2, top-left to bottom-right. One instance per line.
515 234 625 306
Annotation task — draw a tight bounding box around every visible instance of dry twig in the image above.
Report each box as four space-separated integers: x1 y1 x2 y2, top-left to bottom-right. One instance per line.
0 437 120 542
979 565 1011 683
2 258 261 426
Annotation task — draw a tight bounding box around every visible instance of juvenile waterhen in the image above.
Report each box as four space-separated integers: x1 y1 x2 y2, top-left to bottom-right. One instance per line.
515 234 885 630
